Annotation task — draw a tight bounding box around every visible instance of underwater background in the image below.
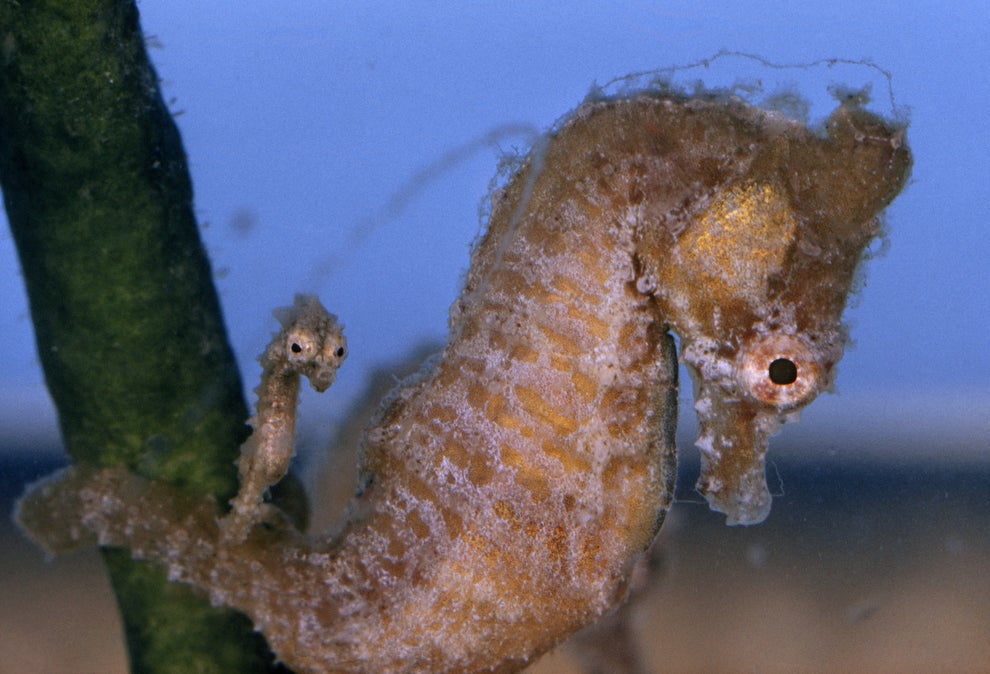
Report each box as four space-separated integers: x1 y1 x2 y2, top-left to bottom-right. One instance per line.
2 1 987 671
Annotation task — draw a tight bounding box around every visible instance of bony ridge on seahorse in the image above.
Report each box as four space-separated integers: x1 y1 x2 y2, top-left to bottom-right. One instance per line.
16 87 911 673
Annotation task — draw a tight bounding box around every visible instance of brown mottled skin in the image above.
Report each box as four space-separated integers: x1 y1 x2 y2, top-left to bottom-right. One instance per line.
18 90 910 672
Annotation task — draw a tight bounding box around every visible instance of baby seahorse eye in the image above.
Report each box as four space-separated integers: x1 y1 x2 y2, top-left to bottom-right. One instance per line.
768 357 798 385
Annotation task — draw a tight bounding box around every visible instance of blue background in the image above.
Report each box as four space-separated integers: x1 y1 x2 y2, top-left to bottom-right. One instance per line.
1 1 987 460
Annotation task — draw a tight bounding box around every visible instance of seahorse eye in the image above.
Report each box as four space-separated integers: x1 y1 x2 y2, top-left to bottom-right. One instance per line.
768 358 797 385
734 333 825 409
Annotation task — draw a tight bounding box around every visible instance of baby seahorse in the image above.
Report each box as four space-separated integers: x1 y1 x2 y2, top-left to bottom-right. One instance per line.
17 89 911 673
223 294 346 544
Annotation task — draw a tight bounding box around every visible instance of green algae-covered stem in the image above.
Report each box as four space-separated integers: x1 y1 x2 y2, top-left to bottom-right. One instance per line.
0 1 287 671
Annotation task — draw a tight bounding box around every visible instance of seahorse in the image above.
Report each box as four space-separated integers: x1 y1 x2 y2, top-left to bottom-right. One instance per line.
223 294 347 544
16 89 911 673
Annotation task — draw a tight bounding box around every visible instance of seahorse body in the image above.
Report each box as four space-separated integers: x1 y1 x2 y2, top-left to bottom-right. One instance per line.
17 90 910 673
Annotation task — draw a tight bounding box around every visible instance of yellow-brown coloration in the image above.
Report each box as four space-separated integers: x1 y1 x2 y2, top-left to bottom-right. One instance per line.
676 182 798 301
16 89 910 672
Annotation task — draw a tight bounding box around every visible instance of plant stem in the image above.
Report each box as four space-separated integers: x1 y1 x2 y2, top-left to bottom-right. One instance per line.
0 1 287 670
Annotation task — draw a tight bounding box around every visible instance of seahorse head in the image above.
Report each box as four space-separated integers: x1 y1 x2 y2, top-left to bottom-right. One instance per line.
627 94 912 524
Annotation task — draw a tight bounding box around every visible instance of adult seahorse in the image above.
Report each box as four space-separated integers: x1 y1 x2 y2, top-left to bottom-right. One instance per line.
17 89 911 673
